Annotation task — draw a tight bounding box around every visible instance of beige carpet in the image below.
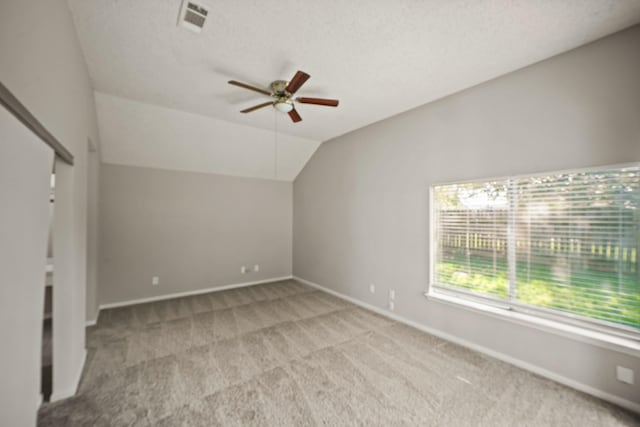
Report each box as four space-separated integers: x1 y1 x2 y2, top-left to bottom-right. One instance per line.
38 279 639 426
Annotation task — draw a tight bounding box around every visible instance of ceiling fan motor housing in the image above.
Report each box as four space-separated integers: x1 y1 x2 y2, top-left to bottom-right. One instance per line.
270 80 290 97
270 80 294 112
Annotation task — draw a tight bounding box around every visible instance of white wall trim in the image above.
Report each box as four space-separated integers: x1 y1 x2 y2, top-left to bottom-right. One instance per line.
85 306 101 327
293 275 640 415
426 289 640 357
98 276 293 311
50 349 86 403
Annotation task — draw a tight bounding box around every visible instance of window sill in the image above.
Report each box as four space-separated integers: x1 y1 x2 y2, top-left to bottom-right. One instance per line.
425 290 640 358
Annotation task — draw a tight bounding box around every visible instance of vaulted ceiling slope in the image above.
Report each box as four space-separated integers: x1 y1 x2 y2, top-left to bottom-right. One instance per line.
95 93 320 181
69 0 640 181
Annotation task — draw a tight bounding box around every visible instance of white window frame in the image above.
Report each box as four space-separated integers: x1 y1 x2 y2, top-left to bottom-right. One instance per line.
427 163 640 350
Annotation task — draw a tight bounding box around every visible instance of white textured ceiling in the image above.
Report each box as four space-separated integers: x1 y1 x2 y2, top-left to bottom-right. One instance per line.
69 0 640 180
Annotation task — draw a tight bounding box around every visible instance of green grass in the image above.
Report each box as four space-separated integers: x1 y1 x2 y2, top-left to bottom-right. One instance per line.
436 255 640 330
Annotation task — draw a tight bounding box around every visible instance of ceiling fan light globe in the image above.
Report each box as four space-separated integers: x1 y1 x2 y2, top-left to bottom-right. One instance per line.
274 101 294 113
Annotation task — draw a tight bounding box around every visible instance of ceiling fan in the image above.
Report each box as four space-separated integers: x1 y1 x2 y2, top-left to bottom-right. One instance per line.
228 70 339 123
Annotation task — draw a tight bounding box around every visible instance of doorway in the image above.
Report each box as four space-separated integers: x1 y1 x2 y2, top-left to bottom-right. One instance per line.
41 167 55 402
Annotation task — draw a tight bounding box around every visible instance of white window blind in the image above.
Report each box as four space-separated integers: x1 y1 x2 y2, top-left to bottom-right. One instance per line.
431 164 640 335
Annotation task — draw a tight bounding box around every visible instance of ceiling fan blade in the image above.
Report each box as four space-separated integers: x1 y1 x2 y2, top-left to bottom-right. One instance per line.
296 97 339 107
288 109 302 123
241 101 273 113
228 80 271 96
285 71 310 94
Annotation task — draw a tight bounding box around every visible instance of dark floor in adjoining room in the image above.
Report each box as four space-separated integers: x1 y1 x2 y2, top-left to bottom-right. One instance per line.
41 280 53 403
41 318 52 403
38 279 639 426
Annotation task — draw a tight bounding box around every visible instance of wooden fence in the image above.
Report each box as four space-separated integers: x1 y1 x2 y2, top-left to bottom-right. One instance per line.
437 208 638 274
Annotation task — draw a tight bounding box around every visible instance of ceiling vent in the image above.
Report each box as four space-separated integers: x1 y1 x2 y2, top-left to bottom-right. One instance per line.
178 1 208 33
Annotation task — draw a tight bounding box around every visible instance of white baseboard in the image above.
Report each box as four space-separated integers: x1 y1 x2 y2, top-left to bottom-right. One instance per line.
85 307 101 327
97 276 293 311
293 275 640 415
50 349 87 403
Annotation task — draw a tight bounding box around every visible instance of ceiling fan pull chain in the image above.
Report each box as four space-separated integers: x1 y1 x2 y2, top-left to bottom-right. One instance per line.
274 110 278 179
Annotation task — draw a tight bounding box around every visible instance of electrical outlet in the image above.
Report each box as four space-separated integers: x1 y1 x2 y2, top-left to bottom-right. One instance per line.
241 266 247 274
152 276 159 286
389 301 395 311
369 284 375 294
253 264 259 272
389 289 395 300
617 366 634 384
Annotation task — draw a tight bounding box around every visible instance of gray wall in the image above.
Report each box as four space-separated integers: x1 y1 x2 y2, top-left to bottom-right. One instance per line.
294 25 640 406
0 107 54 427
86 143 101 322
99 164 292 305
1 0 102 406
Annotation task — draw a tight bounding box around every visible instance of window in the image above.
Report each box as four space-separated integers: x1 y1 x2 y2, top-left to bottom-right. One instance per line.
430 164 640 338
